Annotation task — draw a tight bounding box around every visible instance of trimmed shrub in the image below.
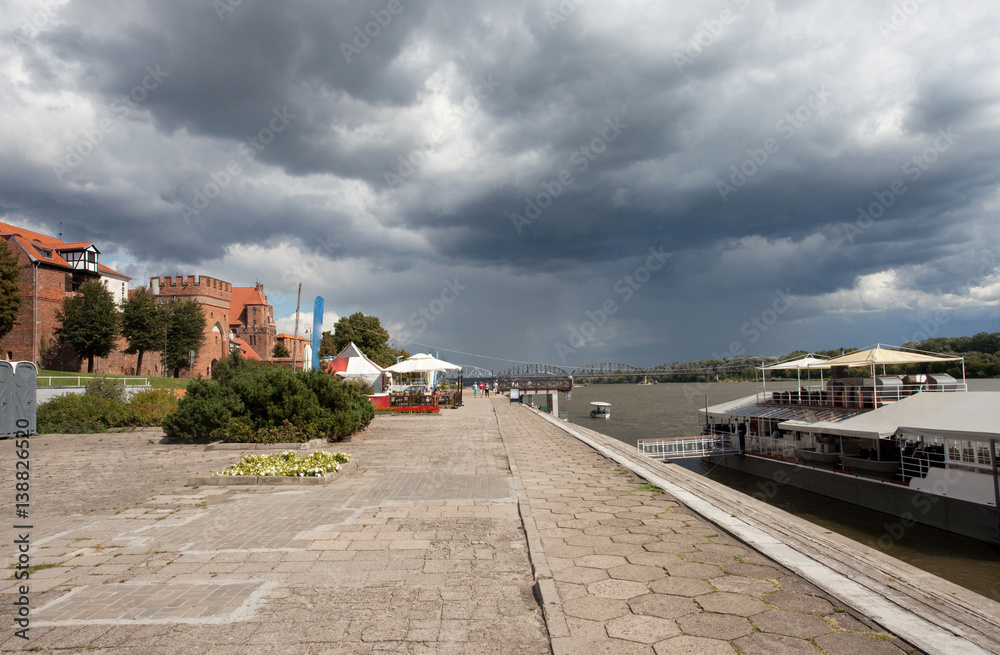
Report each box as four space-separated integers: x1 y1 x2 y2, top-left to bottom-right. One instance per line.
38 386 178 434
161 357 375 443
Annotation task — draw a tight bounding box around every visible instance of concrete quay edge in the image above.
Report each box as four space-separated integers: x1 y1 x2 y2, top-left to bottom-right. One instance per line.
524 406 1000 655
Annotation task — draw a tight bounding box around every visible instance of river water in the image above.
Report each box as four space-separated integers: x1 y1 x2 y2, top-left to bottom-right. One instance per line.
559 379 1000 599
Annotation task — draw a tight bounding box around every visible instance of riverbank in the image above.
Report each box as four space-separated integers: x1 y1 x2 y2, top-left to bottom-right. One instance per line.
560 380 1000 597
4 399 992 652
534 407 1000 654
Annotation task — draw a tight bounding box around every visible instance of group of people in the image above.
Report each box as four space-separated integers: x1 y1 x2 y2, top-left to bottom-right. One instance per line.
471 381 500 398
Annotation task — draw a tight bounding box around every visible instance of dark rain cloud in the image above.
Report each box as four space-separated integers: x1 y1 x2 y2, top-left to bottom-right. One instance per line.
2 0 999 365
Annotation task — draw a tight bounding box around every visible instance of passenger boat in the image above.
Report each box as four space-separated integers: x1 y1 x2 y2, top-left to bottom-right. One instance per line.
681 346 1000 545
590 401 611 419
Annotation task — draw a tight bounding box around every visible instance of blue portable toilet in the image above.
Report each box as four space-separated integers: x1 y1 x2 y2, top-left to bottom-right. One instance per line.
12 361 36 436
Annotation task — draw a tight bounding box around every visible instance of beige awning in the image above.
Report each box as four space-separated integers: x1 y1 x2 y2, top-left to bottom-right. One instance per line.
822 344 962 368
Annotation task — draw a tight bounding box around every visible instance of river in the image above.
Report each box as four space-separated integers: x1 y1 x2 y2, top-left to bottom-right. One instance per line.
559 379 1000 600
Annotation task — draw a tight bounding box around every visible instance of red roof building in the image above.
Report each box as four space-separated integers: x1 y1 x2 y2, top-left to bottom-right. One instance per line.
230 283 276 360
1 221 130 366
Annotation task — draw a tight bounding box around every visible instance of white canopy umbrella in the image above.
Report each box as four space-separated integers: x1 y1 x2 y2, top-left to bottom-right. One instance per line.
384 353 462 373
385 353 462 388
757 354 830 399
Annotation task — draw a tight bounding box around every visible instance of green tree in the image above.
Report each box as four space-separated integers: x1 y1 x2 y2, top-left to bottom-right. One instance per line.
120 286 164 374
0 240 24 345
320 312 407 368
56 279 120 373
163 299 206 377
272 341 290 358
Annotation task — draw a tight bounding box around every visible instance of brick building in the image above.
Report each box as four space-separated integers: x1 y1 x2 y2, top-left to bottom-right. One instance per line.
148 276 278 378
0 221 131 367
150 275 233 378
1 220 279 378
230 283 276 360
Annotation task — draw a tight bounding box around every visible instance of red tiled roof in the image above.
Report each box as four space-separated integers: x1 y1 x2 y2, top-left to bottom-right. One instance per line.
276 333 310 341
0 220 129 280
230 286 268 325
230 336 262 361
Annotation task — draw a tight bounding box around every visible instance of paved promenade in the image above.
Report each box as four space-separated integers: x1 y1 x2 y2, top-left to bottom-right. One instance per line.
1 398 922 653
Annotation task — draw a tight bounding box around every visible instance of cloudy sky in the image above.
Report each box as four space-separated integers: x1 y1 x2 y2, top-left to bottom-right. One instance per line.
3 0 999 371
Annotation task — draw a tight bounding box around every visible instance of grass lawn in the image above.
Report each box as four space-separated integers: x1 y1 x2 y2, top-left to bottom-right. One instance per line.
37 369 195 390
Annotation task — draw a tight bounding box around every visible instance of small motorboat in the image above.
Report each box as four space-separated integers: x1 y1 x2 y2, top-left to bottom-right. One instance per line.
590 402 611 419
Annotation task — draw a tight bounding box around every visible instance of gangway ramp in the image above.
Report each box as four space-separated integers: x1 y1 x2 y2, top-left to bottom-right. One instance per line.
638 435 740 460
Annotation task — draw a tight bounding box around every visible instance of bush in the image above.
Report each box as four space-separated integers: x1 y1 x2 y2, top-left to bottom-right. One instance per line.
161 357 375 443
37 386 178 434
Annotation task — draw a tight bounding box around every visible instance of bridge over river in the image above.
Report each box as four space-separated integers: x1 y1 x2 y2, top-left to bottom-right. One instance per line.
447 361 754 392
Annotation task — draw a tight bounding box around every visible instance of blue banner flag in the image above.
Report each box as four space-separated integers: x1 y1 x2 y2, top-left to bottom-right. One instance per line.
312 296 324 371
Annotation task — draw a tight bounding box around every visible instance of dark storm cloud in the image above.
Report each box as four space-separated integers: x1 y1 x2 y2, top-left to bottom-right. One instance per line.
2 0 999 364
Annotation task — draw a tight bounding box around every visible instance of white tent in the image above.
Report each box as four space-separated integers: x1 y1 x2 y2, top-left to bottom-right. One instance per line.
385 353 461 373
385 353 461 388
326 342 387 392
757 354 830 397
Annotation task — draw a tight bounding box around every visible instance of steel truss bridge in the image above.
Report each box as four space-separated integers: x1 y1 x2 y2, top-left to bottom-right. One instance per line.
445 361 755 392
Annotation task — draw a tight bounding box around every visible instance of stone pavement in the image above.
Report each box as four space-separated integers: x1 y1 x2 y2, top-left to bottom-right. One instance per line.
493 400 918 655
1 397 920 654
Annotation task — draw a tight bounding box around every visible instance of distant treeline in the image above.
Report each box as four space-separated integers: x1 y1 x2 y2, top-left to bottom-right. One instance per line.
586 332 1000 383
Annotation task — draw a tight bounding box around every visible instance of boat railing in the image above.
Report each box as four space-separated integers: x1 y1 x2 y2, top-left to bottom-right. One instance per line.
638 435 740 460
746 435 797 460
899 438 998 481
758 382 968 410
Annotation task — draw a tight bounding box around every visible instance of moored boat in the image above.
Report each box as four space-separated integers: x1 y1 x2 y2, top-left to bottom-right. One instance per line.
674 345 1000 545
590 401 611 419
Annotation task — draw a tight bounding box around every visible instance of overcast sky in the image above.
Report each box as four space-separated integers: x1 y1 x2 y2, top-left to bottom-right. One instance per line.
3 0 999 371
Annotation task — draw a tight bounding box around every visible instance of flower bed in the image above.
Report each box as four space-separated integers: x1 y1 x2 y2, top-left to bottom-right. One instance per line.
394 406 440 414
215 450 350 477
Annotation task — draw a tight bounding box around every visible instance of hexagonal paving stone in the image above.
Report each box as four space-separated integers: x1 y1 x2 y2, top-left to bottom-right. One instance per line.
676 613 753 641
752 609 834 639
626 552 680 568
695 592 767 617
566 535 615 548
664 562 726 579
562 596 631 622
601 517 645 528
546 544 596 559
594 543 647 557
723 562 783 579
561 519 604 530
585 525 629 537
813 631 907 654
628 593 698 619
587 579 650 600
653 635 736 655
711 575 778 596
576 554 630 569
643 539 701 554
608 564 666 583
734 632 820 655
553 566 611 585
572 638 654 655
612 533 660 545
648 577 714 597
606 614 680 644
765 591 835 615
683 550 742 566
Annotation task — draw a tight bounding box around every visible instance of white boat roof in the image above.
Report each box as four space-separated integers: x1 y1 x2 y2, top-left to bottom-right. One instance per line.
590 401 611 407
780 392 1000 441
702 395 863 424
